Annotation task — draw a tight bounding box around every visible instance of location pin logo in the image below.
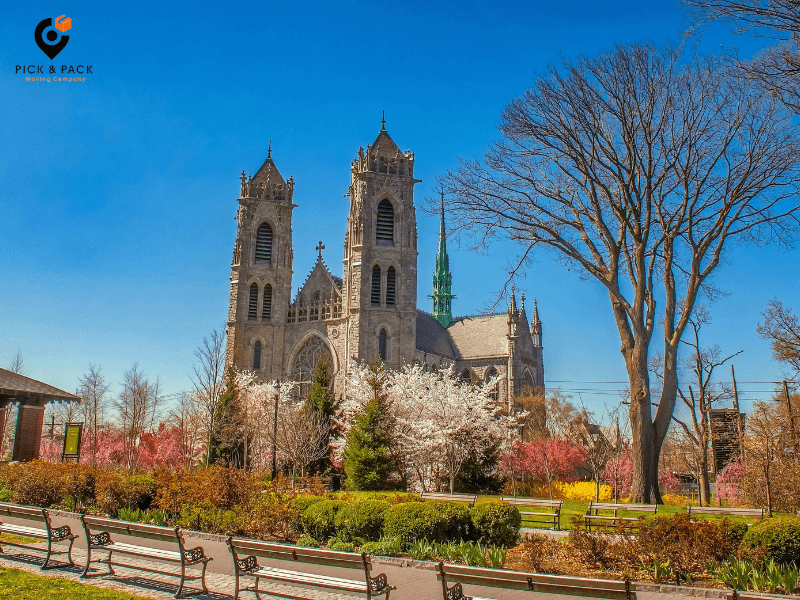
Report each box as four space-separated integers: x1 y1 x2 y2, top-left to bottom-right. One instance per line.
35 16 70 60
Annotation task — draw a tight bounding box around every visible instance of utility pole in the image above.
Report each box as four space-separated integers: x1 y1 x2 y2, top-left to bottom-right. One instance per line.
783 380 799 457
731 365 745 457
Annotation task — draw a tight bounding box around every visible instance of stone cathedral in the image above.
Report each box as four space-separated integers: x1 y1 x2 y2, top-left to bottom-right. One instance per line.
224 122 545 408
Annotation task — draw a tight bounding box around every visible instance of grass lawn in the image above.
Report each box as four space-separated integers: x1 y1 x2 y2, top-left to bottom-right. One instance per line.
0 566 153 599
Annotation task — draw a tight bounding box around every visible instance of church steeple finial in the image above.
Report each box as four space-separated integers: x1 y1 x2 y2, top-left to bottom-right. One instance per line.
531 298 543 346
381 111 386 131
267 140 273 162
429 192 455 327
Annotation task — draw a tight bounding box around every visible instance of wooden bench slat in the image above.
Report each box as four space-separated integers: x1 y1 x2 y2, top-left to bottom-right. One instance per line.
252 566 367 591
0 524 48 539
500 498 562 508
101 542 182 561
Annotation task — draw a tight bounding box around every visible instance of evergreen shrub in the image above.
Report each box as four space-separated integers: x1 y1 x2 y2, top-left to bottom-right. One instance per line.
743 518 800 566
425 501 471 541
301 499 344 541
329 541 356 552
297 536 320 548
361 540 399 557
470 501 520 547
383 501 471 545
335 499 389 542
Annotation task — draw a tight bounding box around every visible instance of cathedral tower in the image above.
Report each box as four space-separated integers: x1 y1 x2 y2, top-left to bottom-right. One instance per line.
226 146 296 379
342 117 419 369
430 195 455 327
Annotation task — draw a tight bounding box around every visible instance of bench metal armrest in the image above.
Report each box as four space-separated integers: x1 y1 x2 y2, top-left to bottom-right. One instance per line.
183 546 209 564
369 572 393 593
50 525 75 541
90 531 113 547
236 554 260 573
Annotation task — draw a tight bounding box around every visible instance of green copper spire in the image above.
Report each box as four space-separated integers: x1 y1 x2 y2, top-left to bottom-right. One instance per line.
430 193 455 327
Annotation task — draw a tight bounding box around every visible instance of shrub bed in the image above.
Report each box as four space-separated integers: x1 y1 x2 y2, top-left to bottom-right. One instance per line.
743 518 800 566
301 499 345 541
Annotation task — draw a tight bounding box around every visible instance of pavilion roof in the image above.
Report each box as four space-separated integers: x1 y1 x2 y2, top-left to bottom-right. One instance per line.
0 368 80 403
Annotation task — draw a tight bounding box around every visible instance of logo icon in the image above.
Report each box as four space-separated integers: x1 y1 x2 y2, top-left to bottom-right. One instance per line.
35 15 71 60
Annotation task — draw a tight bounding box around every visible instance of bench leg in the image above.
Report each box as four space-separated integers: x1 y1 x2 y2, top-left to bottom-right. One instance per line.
175 562 186 599
233 572 240 600
81 546 92 577
42 538 53 570
66 537 75 568
199 559 209 594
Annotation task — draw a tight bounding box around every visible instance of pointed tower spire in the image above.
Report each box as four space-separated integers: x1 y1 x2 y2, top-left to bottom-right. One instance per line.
267 140 272 161
429 192 455 327
531 298 543 347
381 110 386 131
509 286 517 312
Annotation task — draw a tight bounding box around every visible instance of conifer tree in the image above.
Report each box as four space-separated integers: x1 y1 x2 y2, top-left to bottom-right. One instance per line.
306 358 333 417
343 362 393 490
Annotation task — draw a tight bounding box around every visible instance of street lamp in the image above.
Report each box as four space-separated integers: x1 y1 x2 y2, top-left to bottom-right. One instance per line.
270 380 280 481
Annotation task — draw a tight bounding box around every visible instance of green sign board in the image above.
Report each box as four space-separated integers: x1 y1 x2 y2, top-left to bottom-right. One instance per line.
62 423 83 460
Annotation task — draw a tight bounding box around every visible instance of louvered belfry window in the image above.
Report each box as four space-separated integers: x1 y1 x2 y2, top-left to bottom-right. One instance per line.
379 329 388 361
248 283 258 320
262 283 272 320
255 223 273 262
253 341 262 370
376 200 394 245
371 265 381 305
386 266 396 305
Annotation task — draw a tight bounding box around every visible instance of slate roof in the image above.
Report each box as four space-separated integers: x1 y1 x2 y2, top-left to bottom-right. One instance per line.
446 314 509 359
415 310 459 360
0 368 80 402
251 156 286 186
370 129 401 156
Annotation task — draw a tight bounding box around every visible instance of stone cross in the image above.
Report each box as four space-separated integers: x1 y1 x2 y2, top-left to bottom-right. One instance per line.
316 241 325 259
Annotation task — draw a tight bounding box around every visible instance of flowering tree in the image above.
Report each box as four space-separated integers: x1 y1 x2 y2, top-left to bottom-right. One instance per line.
335 362 517 492
716 459 744 506
502 438 587 499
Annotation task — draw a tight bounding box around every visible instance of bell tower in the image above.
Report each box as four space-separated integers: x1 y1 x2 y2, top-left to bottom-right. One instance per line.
342 117 419 368
226 144 296 379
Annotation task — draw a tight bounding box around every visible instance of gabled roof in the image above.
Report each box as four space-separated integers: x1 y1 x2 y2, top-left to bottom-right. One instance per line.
416 310 459 360
446 314 510 359
0 368 80 402
294 257 342 303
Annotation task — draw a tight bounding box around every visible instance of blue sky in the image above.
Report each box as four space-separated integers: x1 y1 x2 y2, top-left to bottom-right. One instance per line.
0 1 794 419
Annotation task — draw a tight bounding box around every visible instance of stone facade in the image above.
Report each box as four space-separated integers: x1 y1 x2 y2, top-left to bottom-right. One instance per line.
225 124 545 409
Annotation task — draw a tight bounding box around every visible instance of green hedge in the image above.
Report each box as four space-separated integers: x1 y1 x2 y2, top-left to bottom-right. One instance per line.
426 501 471 542
335 500 389 542
300 499 344 541
383 501 469 545
743 518 800 566
469 501 520 547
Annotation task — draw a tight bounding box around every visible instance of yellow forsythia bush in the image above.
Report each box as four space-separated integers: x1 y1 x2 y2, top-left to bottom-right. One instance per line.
552 481 613 501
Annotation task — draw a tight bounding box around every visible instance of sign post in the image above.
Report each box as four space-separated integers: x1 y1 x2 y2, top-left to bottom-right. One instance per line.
61 423 83 462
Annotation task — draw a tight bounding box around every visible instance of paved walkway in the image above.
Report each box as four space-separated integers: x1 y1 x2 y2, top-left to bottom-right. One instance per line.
0 510 736 600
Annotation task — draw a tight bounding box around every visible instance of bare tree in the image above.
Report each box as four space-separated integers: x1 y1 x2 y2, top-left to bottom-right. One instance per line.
684 0 800 112
572 406 615 502
8 351 25 375
441 43 800 502
274 401 330 487
168 391 203 466
671 307 741 505
115 363 163 470
191 330 226 467
758 299 800 375
76 364 110 465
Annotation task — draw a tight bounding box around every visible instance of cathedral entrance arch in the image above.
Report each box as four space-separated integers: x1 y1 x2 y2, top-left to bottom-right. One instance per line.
287 332 336 401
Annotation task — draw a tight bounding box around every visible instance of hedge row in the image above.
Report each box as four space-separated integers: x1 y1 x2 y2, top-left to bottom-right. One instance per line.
295 496 520 547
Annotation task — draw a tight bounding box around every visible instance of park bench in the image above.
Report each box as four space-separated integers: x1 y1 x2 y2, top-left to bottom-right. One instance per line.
0 502 77 569
420 492 478 507
687 506 764 523
584 502 657 533
80 515 211 598
501 497 562 530
227 537 396 600
437 561 635 600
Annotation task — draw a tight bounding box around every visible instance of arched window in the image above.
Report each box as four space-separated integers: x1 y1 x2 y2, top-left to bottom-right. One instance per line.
485 367 499 402
461 368 472 382
376 200 394 245
371 265 381 305
253 341 262 371
379 328 388 361
255 223 273 263
386 266 396 305
262 283 272 320
248 283 258 320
